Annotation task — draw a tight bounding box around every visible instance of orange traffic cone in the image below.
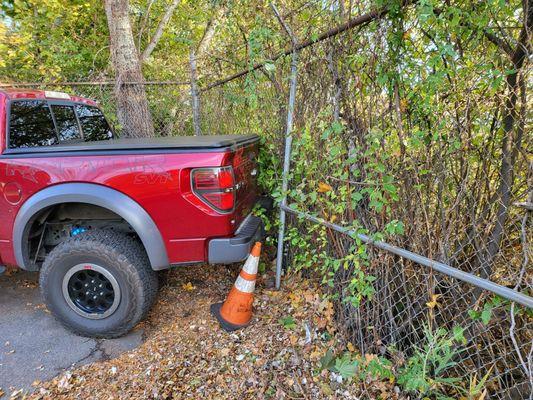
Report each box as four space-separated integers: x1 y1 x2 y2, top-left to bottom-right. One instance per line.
211 242 261 331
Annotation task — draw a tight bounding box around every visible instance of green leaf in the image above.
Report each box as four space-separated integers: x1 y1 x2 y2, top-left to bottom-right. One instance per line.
352 192 363 202
319 349 335 371
481 308 492 325
331 121 343 134
279 316 297 329
452 326 466 344
369 199 384 212
334 354 358 379
383 183 397 193
468 309 480 320
264 61 275 72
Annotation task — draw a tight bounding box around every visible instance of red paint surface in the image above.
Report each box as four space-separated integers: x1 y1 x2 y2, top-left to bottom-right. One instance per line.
0 90 258 268
1 88 98 106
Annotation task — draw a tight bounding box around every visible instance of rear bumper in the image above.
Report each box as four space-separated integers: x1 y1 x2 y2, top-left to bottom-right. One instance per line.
208 215 264 264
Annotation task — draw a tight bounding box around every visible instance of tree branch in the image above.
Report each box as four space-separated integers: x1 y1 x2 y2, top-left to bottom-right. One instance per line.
483 29 514 56
188 4 226 137
196 5 226 56
140 0 180 63
137 0 155 52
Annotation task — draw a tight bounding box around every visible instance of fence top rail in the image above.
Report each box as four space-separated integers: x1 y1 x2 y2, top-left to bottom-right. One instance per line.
201 6 389 92
281 204 533 309
0 81 190 87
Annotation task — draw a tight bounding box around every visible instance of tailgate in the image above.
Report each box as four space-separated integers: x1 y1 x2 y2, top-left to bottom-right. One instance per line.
231 142 259 227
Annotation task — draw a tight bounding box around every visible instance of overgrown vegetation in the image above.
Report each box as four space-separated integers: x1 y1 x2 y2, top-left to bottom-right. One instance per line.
1 0 531 397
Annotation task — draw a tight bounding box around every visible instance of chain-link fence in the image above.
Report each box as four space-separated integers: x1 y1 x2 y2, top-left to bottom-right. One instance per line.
282 206 532 399
196 3 532 399
1 1 531 398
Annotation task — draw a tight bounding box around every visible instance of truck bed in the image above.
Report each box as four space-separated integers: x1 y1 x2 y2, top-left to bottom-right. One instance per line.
2 135 259 156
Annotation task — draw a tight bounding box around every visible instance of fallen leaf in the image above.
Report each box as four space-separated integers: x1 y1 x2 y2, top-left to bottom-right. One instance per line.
318 182 332 193
220 348 230 356
426 294 441 309
9 389 23 399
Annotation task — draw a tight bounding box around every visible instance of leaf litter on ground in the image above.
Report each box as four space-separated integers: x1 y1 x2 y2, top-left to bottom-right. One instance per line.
24 263 402 400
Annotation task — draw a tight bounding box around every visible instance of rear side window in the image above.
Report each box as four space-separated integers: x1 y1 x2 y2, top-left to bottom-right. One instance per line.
75 105 113 141
51 104 82 142
8 100 58 148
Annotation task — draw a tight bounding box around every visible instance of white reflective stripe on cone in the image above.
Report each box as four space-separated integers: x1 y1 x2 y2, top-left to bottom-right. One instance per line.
242 255 259 275
235 276 256 293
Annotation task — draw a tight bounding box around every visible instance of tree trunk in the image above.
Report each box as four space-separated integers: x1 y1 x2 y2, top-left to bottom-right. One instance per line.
478 3 531 278
105 0 154 138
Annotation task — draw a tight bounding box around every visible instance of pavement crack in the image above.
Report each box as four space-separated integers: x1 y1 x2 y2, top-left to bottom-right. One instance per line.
72 339 102 367
97 339 111 362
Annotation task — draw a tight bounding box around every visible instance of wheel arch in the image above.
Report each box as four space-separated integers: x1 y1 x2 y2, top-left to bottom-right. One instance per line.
13 183 169 271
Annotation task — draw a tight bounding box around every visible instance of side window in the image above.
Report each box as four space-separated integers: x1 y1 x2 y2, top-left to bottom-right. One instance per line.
50 104 82 142
75 105 113 142
8 100 58 148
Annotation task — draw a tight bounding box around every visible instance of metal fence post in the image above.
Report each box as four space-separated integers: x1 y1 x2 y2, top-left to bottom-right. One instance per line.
271 3 299 290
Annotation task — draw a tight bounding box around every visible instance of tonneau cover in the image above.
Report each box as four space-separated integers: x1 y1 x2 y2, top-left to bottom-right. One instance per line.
3 134 259 155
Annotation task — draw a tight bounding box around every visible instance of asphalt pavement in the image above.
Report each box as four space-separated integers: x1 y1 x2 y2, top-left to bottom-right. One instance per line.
0 270 143 397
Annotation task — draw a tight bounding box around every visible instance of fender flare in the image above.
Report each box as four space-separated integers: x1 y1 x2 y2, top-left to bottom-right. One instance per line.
13 183 169 271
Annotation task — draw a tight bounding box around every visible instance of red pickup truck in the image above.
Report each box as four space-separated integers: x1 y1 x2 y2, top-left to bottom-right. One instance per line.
0 88 264 338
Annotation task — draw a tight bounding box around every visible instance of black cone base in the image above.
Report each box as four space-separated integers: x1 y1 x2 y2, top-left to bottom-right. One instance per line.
210 302 249 332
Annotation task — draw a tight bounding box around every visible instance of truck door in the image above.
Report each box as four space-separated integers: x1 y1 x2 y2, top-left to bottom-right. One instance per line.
0 100 58 265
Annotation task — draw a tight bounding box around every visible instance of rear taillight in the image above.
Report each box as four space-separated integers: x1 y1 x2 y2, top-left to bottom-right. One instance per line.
191 166 235 213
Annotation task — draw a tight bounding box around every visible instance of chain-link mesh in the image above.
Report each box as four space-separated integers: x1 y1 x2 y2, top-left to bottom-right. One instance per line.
285 213 531 399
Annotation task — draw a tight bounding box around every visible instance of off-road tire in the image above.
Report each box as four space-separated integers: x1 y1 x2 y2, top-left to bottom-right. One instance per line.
39 229 158 338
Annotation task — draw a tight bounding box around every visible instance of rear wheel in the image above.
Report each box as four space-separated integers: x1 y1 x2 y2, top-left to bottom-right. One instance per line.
40 230 158 338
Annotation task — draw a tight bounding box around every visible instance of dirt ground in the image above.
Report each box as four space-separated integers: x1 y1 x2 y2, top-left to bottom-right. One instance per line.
18 262 397 400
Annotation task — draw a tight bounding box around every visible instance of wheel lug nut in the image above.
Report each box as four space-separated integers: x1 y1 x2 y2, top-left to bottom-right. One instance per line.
93 295 97 299
85 284 88 287
100 292 104 296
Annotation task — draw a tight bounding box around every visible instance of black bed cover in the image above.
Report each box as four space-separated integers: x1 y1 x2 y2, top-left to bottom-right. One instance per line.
2 134 259 156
